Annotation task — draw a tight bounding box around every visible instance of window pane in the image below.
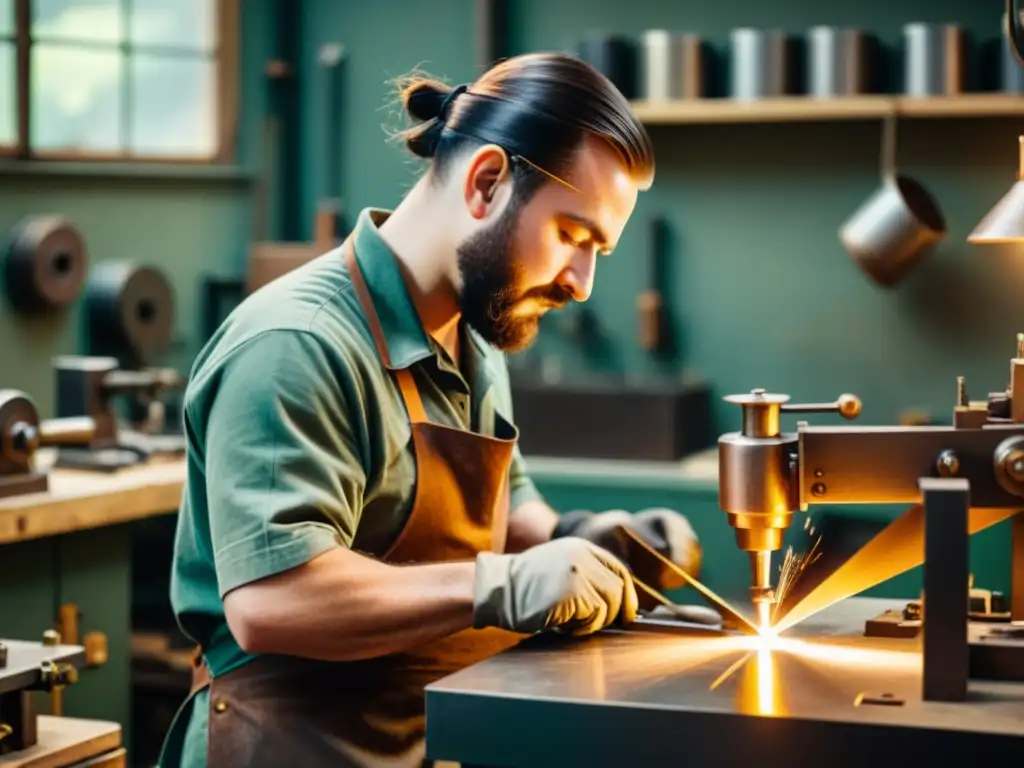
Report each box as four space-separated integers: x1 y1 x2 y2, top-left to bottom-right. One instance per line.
0 42 13 145
0 0 13 37
130 54 215 156
33 0 124 44
130 0 215 52
31 44 122 152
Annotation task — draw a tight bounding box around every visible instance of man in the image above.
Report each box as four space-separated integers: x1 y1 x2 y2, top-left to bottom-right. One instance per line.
159 52 705 768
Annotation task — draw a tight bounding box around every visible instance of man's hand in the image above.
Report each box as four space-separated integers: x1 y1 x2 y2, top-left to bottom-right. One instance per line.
473 537 638 635
553 507 703 584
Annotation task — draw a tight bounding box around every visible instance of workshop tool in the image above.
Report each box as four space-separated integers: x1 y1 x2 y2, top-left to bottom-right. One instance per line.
85 261 175 369
0 636 86 755
903 22 966 96
0 390 95 499
51 356 184 473
730 28 792 99
314 43 345 250
807 26 875 98
637 216 666 356
639 30 705 101
718 333 1024 701
618 525 759 635
2 216 88 316
839 113 946 287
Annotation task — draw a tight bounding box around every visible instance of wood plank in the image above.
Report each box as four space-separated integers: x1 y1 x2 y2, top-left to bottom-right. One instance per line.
630 94 1024 125
0 459 185 545
0 716 121 768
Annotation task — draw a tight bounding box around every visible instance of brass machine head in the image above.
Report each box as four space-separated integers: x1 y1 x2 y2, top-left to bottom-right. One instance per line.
717 389 862 617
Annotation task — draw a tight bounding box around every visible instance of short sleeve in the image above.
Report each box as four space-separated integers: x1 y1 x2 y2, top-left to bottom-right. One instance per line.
509 444 544 511
198 330 368 597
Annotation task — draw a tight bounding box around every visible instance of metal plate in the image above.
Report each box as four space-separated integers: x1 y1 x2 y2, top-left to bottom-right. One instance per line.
0 639 85 694
426 598 1024 766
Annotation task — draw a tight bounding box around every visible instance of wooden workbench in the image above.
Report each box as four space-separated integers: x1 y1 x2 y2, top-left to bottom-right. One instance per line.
0 458 186 546
0 716 124 767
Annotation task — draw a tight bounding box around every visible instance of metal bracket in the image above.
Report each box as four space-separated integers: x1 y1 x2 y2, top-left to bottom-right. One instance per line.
921 477 970 702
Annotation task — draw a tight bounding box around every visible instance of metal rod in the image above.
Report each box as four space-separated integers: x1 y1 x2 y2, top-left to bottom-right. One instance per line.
921 477 970 702
618 526 760 635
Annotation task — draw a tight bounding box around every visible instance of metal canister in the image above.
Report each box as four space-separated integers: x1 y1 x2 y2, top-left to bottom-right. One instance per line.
640 30 704 101
1001 13 1024 92
903 23 965 96
730 28 789 99
808 26 872 97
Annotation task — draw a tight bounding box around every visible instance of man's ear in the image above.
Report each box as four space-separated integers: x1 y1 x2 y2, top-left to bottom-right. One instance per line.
463 145 511 220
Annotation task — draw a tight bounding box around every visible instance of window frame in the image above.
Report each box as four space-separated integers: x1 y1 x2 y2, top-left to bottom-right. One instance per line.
0 0 238 164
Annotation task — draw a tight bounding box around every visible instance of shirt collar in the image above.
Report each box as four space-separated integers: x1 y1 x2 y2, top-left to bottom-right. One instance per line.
350 208 436 370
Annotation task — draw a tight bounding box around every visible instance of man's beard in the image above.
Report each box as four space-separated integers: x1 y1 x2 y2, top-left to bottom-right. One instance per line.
456 202 573 352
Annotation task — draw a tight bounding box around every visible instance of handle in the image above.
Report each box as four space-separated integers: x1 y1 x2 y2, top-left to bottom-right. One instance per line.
781 394 862 420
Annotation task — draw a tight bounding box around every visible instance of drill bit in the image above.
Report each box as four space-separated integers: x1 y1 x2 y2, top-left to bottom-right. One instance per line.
749 550 775 632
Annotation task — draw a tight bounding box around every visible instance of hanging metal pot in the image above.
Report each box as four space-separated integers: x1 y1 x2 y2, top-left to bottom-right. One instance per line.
838 115 947 288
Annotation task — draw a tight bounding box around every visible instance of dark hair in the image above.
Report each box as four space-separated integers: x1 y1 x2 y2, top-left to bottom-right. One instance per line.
391 53 654 196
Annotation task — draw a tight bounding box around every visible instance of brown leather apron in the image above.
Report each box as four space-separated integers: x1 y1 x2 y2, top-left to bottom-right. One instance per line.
189 239 525 767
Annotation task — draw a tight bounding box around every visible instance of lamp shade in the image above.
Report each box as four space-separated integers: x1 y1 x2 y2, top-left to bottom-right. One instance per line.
968 136 1024 243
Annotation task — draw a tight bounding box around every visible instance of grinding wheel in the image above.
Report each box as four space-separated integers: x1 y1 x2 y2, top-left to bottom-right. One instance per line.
3 216 88 314
86 261 174 365
0 389 40 474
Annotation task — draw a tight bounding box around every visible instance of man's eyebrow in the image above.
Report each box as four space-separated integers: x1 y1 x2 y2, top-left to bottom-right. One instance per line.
560 213 610 247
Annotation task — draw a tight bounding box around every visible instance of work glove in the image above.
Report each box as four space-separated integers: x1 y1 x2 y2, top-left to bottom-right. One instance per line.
473 536 639 636
553 507 719 626
553 507 703 583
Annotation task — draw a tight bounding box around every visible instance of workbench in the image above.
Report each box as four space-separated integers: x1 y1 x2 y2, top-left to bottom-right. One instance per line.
0 457 187 760
425 597 1024 767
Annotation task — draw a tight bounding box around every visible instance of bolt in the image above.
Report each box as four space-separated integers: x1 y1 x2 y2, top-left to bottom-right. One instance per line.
936 450 959 477
956 376 968 407
811 482 827 496
751 388 766 397
814 469 824 478
42 629 59 647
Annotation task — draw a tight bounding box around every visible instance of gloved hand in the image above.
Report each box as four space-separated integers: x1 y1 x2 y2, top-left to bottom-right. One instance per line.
473 537 639 636
553 507 703 581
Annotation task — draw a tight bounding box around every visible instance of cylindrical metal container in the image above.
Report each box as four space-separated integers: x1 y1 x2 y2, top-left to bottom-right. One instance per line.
903 23 965 96
807 26 871 97
578 34 637 99
730 28 789 99
1002 13 1024 92
839 175 947 288
640 30 704 100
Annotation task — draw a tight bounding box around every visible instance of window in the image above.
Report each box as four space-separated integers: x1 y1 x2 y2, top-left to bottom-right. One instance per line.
0 0 237 162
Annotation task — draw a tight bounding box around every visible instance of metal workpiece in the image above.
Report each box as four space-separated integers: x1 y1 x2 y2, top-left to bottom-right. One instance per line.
425 598 1024 767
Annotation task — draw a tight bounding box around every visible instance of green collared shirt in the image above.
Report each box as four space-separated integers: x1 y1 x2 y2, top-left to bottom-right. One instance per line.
159 208 543 767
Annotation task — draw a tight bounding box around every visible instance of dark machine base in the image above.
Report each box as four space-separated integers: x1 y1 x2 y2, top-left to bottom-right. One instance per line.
0 472 47 500
425 598 1024 767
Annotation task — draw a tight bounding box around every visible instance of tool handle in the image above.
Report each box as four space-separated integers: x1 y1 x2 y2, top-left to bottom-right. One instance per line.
38 417 96 447
780 394 862 420
637 290 662 351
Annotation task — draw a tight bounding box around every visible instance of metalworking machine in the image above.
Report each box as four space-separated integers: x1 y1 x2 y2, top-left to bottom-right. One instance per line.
718 333 1024 699
0 390 95 499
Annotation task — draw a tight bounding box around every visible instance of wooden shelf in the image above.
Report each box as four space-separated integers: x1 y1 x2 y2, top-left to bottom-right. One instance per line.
630 94 1024 124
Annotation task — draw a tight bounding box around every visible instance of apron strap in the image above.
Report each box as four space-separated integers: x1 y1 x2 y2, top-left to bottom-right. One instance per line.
343 240 429 424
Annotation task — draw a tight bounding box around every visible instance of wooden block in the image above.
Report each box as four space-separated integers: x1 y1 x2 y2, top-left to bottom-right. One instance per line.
0 716 121 767
247 242 325 294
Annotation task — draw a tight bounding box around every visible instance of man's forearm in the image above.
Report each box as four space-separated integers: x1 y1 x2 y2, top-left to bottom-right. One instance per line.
505 499 560 552
223 547 476 662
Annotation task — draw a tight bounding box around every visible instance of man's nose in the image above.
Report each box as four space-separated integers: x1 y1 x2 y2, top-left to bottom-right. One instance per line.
558 250 597 302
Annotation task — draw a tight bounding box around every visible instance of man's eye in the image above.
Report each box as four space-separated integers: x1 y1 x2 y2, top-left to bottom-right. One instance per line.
559 230 581 247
